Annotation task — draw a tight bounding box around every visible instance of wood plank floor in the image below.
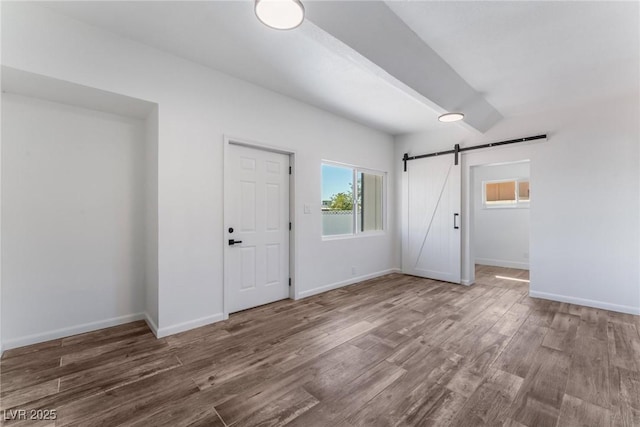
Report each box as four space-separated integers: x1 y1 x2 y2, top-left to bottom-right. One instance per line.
2 265 639 426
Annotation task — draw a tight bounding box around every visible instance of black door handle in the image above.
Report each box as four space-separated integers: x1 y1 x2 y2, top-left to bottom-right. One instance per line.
453 213 459 229
228 239 243 246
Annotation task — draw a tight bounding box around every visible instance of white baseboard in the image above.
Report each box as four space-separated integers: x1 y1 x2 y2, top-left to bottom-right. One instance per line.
144 313 159 338
298 268 401 299
156 313 225 338
2 312 146 351
529 290 640 315
476 258 529 270
460 279 474 286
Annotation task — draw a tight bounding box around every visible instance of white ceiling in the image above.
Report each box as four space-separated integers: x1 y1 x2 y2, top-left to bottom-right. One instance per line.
2 66 155 119
388 1 640 117
35 1 442 135
35 1 639 135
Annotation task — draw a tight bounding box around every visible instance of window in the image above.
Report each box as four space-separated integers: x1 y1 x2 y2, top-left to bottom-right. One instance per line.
483 179 530 207
322 163 385 236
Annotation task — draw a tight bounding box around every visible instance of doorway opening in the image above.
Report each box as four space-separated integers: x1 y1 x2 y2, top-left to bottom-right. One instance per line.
471 160 531 293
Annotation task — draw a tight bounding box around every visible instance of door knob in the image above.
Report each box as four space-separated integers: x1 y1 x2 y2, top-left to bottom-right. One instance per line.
228 239 243 246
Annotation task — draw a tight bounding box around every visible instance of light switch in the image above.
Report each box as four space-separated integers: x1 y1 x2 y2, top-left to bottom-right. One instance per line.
304 204 311 214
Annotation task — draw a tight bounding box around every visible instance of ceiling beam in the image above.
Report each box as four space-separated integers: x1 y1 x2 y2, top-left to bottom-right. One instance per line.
304 1 502 133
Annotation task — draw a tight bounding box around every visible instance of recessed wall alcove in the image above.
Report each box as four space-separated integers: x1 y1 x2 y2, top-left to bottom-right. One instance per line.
1 67 159 348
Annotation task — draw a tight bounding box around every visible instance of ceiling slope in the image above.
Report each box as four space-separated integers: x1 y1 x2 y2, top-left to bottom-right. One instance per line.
305 1 502 133
28 1 445 135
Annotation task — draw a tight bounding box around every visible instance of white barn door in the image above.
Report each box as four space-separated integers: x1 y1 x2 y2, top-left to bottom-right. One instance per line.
225 143 290 313
403 155 461 283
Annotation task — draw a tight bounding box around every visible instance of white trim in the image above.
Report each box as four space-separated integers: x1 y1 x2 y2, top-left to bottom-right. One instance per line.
460 279 474 286
298 268 400 299
156 313 225 338
461 144 543 285
529 290 640 315
2 313 146 351
144 313 159 337
475 258 529 270
321 230 386 241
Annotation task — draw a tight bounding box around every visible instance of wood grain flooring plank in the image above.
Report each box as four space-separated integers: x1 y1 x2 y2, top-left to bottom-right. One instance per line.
542 312 580 352
347 347 464 427
55 367 198 426
0 379 59 411
557 394 611 427
287 360 406 426
446 331 510 398
396 388 467 427
1 339 172 395
1 339 62 360
209 344 379 427
578 306 609 342
490 303 530 338
609 367 640 427
501 418 527 427
231 387 319 427
558 302 583 316
608 322 640 372
493 321 548 378
510 346 572 427
566 335 610 408
449 368 523 427
124 388 228 427
608 311 640 326
59 354 181 392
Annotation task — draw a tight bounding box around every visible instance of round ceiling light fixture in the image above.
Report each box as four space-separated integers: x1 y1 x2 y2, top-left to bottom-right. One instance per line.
255 0 305 30
438 112 465 123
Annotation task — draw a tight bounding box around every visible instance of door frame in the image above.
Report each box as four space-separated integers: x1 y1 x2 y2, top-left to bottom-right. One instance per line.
461 143 538 286
223 135 297 319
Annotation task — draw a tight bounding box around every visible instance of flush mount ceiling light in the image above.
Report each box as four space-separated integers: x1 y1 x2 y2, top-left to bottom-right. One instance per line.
438 112 465 123
255 0 305 30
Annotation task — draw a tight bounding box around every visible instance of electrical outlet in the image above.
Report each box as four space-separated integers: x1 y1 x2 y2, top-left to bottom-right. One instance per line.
351 266 357 276
304 204 311 214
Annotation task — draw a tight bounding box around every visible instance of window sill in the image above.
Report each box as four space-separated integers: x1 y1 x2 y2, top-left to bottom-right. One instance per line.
483 203 529 210
322 231 386 241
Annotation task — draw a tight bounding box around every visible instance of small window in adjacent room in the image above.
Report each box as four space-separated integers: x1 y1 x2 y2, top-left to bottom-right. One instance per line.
518 180 530 201
322 163 385 237
484 179 530 207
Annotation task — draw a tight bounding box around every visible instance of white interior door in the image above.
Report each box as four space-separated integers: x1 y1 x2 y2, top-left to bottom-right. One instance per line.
403 155 461 283
225 144 290 313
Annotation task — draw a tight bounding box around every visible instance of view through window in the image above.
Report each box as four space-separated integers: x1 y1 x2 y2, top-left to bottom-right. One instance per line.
322 163 384 236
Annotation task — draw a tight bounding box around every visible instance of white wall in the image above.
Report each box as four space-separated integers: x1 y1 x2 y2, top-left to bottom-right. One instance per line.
1 3 397 341
144 106 159 333
396 92 640 314
2 93 148 347
473 162 530 269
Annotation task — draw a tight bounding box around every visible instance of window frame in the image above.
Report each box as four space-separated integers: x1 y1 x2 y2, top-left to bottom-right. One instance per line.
482 178 530 209
321 161 387 239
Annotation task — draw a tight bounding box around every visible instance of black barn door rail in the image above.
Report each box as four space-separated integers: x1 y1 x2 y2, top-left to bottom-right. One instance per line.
402 134 547 171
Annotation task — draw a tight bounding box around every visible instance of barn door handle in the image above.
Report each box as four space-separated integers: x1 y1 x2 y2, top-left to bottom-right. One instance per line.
228 239 243 246
453 213 459 229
